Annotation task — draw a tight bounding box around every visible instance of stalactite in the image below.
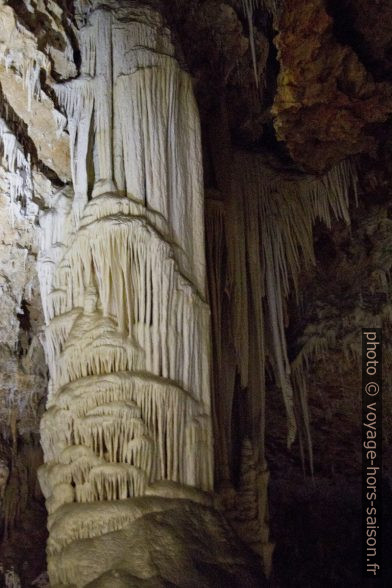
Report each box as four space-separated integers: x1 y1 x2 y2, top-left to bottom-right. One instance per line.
0 118 33 220
205 197 236 482
241 0 259 87
1 8 49 111
204 150 357 575
240 0 281 86
206 150 357 523
232 152 356 454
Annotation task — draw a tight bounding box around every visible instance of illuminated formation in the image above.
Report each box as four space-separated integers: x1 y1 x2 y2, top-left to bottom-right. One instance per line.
37 3 213 584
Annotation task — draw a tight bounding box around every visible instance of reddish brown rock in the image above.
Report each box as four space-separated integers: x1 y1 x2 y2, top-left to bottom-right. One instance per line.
272 0 392 173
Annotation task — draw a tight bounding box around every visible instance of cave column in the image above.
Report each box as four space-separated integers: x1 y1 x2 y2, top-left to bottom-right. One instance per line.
37 4 213 585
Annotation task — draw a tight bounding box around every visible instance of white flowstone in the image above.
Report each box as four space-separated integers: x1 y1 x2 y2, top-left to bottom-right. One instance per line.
37 4 213 585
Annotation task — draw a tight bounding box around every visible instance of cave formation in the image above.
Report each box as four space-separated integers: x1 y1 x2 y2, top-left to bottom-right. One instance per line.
0 0 391 586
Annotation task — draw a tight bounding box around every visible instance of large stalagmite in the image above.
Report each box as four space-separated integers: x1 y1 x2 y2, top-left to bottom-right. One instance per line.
37 3 213 585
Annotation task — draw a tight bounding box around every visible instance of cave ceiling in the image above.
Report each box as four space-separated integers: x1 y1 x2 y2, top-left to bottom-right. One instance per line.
1 0 391 180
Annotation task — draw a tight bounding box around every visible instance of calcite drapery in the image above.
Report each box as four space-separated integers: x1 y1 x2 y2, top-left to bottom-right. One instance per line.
37 3 213 584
